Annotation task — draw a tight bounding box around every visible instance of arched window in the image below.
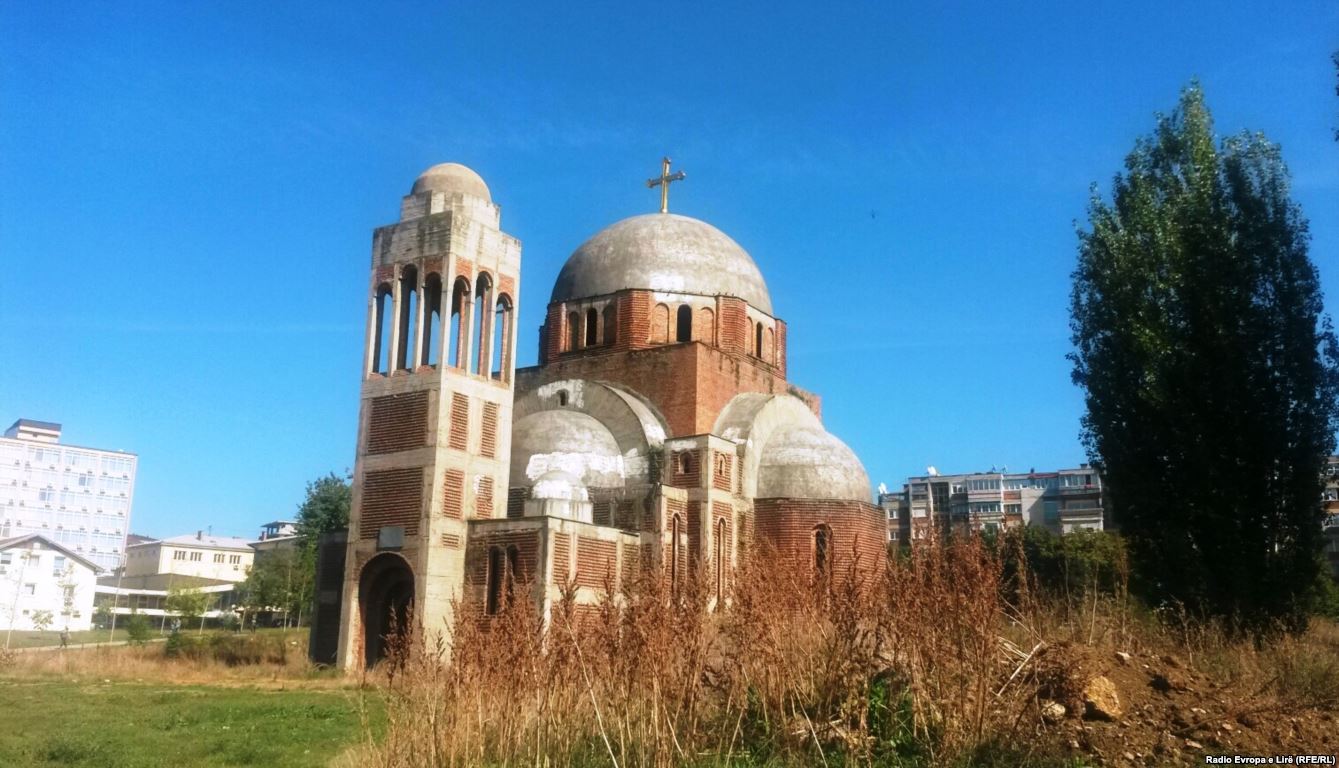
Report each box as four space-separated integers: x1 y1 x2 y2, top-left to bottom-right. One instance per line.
698 307 715 346
557 389 569 407
449 278 469 368
567 311 581 351
485 544 523 616
715 518 727 603
764 327 775 364
675 451 696 476
602 305 617 345
422 274 442 367
675 305 692 342
670 514 682 593
813 524 833 578
754 322 763 357
472 273 492 376
397 265 419 370
492 294 511 382
372 283 393 375
585 307 598 347
650 304 670 344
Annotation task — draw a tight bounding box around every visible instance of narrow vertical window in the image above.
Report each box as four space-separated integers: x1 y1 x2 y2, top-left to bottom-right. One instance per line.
472 273 492 376
449 278 469 368
585 307 599 347
422 274 442 367
372 284 393 374
754 322 763 357
676 305 692 342
492 295 511 382
567 311 581 351
602 304 616 345
715 518 726 603
813 524 832 578
486 546 503 615
670 514 682 593
397 265 419 370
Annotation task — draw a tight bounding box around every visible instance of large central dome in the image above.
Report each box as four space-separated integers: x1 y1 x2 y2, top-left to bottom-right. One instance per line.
551 213 773 314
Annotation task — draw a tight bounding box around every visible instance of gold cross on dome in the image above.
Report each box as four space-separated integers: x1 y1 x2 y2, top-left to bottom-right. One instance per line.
646 157 686 214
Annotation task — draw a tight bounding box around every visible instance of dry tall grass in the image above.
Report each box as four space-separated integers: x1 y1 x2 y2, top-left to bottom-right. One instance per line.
353 536 1073 767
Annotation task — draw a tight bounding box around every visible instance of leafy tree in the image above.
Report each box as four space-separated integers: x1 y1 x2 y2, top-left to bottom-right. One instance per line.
239 549 314 628
165 585 213 635
294 472 351 552
1070 84 1339 634
30 610 53 633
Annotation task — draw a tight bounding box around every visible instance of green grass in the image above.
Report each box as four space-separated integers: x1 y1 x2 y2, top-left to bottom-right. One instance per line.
0 679 382 767
4 628 138 649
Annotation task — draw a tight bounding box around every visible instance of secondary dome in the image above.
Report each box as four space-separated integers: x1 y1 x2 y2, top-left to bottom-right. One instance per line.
551 213 773 314
510 410 624 488
410 163 491 202
756 425 870 503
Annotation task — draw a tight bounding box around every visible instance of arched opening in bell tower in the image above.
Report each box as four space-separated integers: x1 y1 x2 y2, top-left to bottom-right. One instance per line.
372 283 393 375
359 553 415 668
421 273 443 367
396 265 419 371
472 273 492 375
449 277 469 368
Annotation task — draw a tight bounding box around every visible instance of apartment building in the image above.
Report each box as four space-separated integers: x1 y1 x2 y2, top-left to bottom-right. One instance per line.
123 531 254 582
0 419 137 573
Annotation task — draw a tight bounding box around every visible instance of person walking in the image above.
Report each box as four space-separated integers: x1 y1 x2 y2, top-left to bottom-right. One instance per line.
59 627 69 649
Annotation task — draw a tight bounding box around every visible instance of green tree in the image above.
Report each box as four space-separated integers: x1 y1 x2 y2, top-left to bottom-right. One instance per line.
294 472 351 552
124 611 150 645
1070 84 1339 634
165 585 213 635
30 610 53 633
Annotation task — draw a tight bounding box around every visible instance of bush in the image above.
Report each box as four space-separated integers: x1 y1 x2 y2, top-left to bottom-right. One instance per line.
124 613 151 646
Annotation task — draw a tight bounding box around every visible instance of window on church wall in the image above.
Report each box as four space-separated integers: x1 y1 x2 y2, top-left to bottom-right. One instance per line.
675 305 692 342
670 514 682 595
754 322 763 357
584 307 598 347
567 311 581 351
396 266 419 371
698 307 715 346
449 278 469 369
813 524 833 580
715 518 727 603
372 284 393 375
764 327 775 363
602 305 616 345
650 304 669 344
472 273 492 376
492 294 511 382
422 273 443 367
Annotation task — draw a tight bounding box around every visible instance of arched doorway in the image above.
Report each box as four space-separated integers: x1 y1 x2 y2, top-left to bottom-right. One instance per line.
359 553 415 668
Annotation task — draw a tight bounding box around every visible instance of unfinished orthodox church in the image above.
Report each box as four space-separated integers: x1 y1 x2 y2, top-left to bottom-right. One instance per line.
329 161 885 669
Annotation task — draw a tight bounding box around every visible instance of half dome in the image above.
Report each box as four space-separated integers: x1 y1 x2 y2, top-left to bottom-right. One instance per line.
551 213 772 314
510 410 624 488
756 425 871 503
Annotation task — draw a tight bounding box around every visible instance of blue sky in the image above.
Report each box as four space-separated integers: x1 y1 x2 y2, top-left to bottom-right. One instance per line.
2 2 1336 539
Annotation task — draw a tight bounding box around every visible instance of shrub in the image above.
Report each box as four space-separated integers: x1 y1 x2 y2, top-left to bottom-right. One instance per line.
124 613 151 646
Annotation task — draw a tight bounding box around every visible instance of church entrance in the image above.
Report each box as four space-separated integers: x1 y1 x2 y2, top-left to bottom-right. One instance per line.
359 553 415 667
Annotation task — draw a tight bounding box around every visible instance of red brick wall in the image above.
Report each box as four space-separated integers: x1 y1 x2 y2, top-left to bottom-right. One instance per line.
475 475 494 519
359 467 423 539
442 469 464 519
575 538 618 590
753 499 887 581
712 452 733 492
448 393 469 450
553 532 571 585
465 530 540 586
366 391 428 455
716 297 749 356
687 501 702 558
670 449 702 489
480 401 498 458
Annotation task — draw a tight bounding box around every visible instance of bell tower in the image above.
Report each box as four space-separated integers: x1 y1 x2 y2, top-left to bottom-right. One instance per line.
337 163 521 669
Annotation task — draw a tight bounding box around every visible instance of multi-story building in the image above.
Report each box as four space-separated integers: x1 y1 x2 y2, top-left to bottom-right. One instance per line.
880 465 1104 543
0 419 137 573
0 533 99 632
123 532 254 582
251 520 300 560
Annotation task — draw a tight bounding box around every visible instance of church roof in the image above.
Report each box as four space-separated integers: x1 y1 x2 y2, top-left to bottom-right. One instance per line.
757 424 871 503
411 162 491 203
551 213 773 314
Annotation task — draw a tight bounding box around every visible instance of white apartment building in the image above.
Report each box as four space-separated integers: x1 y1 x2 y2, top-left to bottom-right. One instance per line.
0 419 137 573
1 534 99 632
124 531 254 582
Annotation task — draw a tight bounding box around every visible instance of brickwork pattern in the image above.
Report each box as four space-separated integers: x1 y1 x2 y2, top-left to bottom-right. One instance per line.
449 392 469 450
475 475 494 519
359 467 423 539
575 538 618 590
465 530 540 586
366 391 429 454
480 401 499 458
754 499 887 581
442 469 465 519
553 532 571 585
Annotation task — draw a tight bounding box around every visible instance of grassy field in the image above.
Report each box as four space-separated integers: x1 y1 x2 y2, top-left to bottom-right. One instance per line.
0 678 380 767
4 628 135 649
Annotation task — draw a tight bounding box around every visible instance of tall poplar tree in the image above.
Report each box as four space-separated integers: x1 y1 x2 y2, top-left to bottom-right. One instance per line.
1070 84 1339 633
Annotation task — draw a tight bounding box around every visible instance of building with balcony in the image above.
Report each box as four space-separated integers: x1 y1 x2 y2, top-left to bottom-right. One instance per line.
0 419 137 574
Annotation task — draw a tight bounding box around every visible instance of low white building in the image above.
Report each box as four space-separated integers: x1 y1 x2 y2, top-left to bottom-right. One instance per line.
0 534 99 632
124 531 254 582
